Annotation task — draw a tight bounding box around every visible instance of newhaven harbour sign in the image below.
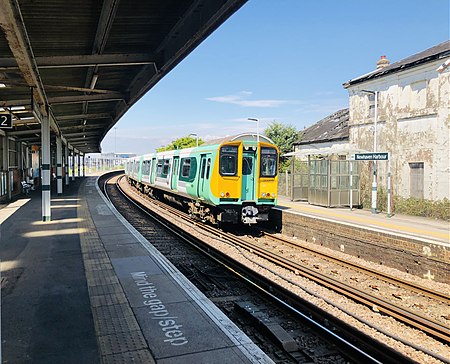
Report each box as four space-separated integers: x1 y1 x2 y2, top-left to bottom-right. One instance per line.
354 152 389 161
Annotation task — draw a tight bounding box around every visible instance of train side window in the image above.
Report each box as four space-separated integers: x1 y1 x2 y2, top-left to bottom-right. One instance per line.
180 157 197 182
260 147 278 177
142 160 151 175
162 159 170 177
206 158 211 179
219 145 238 176
156 159 163 177
200 158 206 178
181 158 191 178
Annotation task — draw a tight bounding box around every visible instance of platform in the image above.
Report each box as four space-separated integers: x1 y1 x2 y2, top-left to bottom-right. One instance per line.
274 196 449 283
276 196 449 245
0 177 272 364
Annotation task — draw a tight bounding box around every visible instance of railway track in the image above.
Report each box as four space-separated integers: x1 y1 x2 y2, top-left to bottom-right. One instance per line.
103 173 450 363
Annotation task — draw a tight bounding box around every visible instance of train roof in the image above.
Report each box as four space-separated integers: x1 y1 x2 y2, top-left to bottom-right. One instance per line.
202 133 275 146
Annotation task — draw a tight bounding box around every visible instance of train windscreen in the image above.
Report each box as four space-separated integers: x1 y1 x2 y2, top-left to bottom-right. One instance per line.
260 147 277 177
219 145 238 176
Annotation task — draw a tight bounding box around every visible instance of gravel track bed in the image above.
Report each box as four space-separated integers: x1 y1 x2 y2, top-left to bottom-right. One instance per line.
119 177 450 364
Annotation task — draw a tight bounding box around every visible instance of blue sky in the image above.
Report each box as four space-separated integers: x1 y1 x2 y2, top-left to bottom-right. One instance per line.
100 0 449 155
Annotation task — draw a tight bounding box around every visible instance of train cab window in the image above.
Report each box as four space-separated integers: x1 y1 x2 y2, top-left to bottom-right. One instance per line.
219 145 238 176
243 157 253 175
260 147 278 177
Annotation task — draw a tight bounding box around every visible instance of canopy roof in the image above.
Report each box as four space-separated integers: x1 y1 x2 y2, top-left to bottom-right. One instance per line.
0 0 246 153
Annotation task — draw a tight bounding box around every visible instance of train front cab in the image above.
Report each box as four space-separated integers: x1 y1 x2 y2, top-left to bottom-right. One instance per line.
211 137 278 224
242 140 278 224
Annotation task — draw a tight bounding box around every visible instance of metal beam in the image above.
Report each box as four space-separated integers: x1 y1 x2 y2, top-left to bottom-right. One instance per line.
49 93 125 105
82 0 122 127
55 113 111 121
7 128 40 136
62 131 102 138
0 78 124 94
0 53 154 70
0 0 48 113
67 136 99 142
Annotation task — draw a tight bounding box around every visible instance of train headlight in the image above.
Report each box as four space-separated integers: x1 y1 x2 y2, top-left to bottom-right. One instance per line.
220 192 225 197
262 192 266 197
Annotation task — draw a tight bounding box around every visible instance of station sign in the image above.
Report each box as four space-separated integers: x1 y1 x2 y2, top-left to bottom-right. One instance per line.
354 152 389 161
0 113 13 129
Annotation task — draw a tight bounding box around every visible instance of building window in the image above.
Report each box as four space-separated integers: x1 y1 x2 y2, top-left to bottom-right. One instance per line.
409 162 424 199
367 93 375 118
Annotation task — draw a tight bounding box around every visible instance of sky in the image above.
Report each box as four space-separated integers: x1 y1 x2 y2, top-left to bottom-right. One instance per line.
99 0 450 155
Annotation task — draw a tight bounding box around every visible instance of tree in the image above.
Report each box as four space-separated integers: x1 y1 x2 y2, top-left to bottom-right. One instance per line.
156 135 204 152
264 121 299 171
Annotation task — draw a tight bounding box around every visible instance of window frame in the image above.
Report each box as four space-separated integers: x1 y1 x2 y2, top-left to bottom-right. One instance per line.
219 145 238 176
260 147 278 178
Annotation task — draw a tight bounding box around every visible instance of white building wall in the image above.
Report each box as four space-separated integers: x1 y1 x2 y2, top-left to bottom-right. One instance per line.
347 58 450 200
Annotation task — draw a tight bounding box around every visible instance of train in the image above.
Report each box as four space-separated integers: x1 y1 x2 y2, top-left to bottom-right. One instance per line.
124 133 279 225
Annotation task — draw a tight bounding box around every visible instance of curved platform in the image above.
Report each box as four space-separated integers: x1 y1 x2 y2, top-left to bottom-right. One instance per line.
0 176 272 363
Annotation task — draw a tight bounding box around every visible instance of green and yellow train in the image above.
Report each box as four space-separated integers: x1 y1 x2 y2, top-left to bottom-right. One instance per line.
124 133 279 225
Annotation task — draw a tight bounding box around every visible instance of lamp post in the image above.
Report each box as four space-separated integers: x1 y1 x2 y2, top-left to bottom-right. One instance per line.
361 90 378 214
114 127 117 154
189 133 199 147
248 118 259 143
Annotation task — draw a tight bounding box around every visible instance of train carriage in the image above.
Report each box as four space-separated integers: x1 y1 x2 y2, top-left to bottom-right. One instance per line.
125 133 278 224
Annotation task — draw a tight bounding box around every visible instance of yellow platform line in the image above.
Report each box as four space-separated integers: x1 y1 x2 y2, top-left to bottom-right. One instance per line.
279 202 449 241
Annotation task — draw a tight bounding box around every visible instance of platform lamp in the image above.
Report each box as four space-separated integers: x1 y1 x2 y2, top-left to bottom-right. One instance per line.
189 133 199 147
248 118 259 143
361 89 378 214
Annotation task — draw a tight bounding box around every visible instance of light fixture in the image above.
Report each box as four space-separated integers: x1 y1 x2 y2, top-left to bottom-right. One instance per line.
248 118 260 143
89 74 98 89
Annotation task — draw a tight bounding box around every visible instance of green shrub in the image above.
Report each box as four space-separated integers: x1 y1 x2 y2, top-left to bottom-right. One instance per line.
361 183 449 221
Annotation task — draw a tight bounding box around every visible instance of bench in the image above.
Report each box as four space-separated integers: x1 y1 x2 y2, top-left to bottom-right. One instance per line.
21 180 33 195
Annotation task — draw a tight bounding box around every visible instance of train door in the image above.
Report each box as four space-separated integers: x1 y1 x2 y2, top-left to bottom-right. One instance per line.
241 149 256 201
150 157 156 184
171 156 179 190
197 154 211 199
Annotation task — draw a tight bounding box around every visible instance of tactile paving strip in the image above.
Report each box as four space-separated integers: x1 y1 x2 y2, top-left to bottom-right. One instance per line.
98 330 148 356
93 304 140 336
102 349 156 364
77 180 155 363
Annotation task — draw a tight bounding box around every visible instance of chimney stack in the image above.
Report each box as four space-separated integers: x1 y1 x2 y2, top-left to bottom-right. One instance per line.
376 55 390 69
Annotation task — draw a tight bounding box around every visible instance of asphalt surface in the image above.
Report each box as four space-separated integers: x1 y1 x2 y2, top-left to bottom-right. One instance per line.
0 180 99 363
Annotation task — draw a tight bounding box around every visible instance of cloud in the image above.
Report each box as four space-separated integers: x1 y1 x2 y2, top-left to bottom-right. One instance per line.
206 91 289 108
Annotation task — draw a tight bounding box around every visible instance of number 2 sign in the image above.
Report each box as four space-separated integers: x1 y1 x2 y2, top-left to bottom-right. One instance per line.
0 114 12 129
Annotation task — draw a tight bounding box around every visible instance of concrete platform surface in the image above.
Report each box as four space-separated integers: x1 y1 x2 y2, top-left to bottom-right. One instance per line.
1 177 273 364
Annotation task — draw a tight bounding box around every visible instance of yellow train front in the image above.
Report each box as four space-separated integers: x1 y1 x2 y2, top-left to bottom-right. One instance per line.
125 133 279 225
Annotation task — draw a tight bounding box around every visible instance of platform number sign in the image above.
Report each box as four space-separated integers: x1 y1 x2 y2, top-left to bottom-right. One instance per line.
0 114 12 129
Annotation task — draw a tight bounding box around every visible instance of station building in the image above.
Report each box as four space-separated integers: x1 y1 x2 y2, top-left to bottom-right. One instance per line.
344 40 450 201
290 40 449 205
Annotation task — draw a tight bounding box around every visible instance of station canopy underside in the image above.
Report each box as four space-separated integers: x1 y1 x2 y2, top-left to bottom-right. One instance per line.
0 0 246 154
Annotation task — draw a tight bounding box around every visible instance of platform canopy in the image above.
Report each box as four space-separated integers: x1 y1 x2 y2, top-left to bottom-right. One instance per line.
0 0 246 153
